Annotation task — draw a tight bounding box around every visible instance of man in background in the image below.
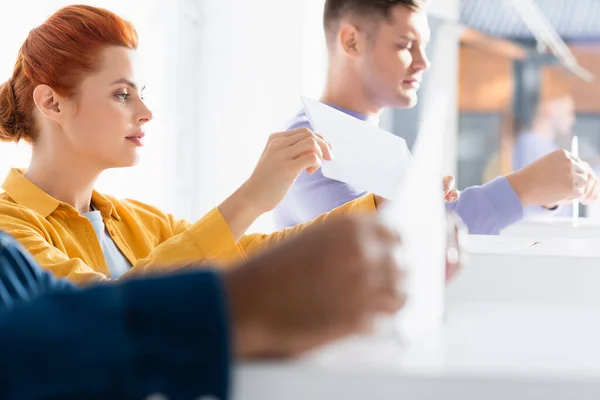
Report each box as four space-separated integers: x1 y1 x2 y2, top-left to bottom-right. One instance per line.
514 95 576 171
512 94 599 216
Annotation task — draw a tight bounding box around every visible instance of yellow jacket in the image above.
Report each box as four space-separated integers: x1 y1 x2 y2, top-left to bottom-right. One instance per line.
0 169 376 285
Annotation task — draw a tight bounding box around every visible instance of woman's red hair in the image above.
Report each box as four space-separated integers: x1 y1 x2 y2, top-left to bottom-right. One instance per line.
0 5 138 143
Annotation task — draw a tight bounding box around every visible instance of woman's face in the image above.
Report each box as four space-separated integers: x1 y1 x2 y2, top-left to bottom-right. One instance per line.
59 46 153 169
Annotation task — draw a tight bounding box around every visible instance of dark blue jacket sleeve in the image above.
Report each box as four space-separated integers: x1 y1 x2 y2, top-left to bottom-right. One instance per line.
0 232 75 309
0 232 231 400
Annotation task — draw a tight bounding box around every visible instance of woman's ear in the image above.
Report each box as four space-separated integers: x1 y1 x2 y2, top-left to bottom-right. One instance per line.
32 84 64 124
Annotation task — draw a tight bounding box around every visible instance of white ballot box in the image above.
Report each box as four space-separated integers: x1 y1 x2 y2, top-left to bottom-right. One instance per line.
234 303 600 400
501 217 600 239
446 235 600 305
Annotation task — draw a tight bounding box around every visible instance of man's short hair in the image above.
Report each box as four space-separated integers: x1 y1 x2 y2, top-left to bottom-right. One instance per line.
323 0 426 43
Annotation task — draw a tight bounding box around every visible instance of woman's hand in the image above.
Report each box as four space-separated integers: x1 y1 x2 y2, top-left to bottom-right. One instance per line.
218 128 332 240
244 128 333 213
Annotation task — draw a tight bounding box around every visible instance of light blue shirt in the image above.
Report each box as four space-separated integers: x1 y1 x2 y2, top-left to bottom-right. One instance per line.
83 209 131 278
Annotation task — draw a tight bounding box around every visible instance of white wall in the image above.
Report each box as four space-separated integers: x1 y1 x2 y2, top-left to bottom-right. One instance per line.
189 0 327 231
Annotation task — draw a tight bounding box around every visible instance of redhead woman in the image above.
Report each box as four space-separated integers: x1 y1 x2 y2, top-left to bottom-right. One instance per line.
0 5 384 285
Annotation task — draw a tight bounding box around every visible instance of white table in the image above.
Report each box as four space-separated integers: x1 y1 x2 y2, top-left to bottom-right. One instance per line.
501 217 600 239
234 303 600 400
446 235 600 305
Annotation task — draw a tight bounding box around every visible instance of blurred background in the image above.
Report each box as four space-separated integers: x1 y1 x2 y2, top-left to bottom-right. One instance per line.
1 0 599 230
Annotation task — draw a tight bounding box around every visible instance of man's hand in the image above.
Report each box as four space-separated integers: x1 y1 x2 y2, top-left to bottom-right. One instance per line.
506 150 598 209
224 215 407 359
443 176 460 203
580 163 599 205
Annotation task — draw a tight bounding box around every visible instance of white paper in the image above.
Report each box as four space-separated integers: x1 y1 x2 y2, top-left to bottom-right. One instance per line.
301 96 412 199
467 235 540 255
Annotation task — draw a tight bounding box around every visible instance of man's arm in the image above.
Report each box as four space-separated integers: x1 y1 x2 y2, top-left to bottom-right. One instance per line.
448 148 600 234
446 177 524 235
0 232 230 400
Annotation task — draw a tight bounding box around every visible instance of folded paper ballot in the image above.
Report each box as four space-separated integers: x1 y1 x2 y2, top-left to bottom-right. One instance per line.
301 96 412 200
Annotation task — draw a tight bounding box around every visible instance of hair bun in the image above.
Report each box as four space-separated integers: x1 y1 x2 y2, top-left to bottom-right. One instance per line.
0 79 24 142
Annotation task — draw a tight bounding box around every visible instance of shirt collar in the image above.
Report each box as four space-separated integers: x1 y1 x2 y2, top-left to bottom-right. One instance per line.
2 168 120 220
323 103 380 125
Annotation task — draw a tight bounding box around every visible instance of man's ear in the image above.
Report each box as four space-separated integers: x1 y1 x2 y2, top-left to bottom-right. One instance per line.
32 84 65 125
339 23 366 58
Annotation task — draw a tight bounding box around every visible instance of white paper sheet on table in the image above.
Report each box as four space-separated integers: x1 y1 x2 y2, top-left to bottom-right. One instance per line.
467 235 540 255
301 96 412 200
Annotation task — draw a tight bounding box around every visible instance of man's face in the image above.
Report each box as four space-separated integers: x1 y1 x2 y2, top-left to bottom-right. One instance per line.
354 5 431 109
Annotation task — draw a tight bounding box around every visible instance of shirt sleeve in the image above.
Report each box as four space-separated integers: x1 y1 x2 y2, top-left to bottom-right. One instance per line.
0 202 244 285
446 177 524 235
242 193 376 255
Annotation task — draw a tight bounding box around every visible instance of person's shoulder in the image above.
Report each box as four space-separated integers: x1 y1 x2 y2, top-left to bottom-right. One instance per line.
0 198 52 242
0 196 43 222
0 192 21 209
110 196 170 220
0 191 11 202
105 196 183 240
